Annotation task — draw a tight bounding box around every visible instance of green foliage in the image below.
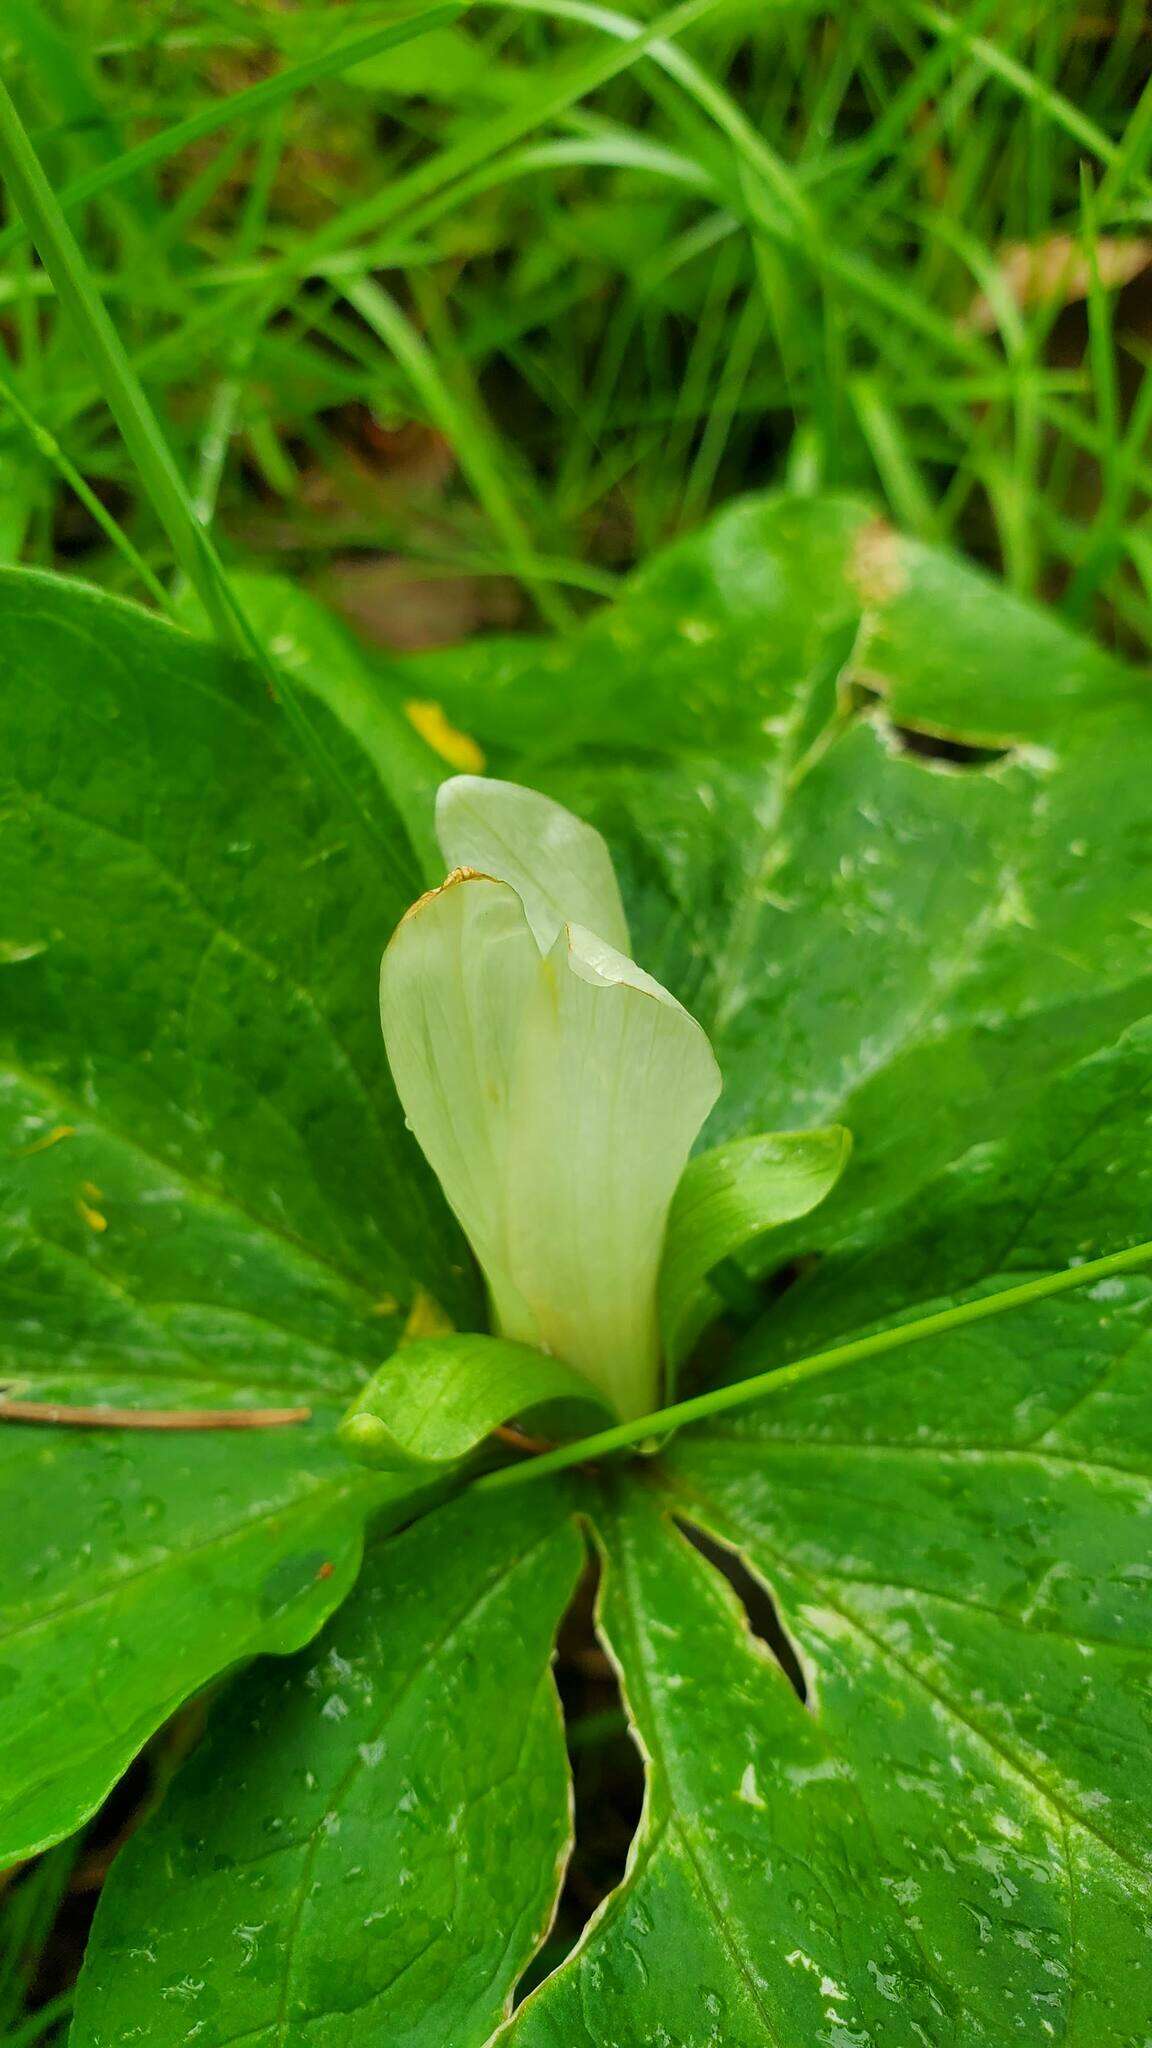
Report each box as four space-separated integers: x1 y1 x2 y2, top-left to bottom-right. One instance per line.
2 491 1151 2039
2 3 1152 642
340 1331 611 1469
71 1487 585 2048
661 1124 851 1373
0 567 459 1860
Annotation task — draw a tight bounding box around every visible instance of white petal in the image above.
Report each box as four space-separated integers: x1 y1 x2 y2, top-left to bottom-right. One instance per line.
436 773 630 954
499 923 721 1418
379 870 539 1336
380 879 720 1420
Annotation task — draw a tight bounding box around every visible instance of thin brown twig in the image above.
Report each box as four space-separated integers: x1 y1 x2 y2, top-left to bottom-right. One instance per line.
0 1400 312 1430
493 1422 556 1456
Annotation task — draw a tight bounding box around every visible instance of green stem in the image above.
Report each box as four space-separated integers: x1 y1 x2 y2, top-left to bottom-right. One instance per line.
474 1238 1152 1493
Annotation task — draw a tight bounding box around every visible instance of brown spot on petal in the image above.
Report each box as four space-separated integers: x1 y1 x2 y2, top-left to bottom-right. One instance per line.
398 865 500 924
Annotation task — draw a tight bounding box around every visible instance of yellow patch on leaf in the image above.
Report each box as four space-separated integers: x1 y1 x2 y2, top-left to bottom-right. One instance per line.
404 698 485 773
400 1287 455 1345
19 1123 75 1156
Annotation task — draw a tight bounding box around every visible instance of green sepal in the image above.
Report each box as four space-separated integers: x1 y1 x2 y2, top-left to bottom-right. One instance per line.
660 1125 852 1373
339 1332 614 1472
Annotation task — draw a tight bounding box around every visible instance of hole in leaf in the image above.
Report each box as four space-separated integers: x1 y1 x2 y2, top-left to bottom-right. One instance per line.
848 678 1013 770
514 1544 644 2003
888 722 1013 769
677 1519 809 1705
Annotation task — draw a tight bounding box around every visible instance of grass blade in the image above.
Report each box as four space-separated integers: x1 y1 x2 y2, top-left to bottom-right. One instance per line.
0 73 417 884
0 4 465 265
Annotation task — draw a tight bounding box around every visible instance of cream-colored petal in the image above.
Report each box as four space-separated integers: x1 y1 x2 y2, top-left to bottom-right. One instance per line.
379 869 538 1333
436 774 630 954
499 923 721 1418
380 876 720 1420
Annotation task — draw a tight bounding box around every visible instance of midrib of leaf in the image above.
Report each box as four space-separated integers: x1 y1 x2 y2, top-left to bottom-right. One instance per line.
1058 1817 1082 2047
786 1574 1152 1662
692 1438 1152 1487
271 1525 570 2045
707 640 862 1039
804 871 1017 1127
601 1511 786 2048
2 1059 379 1308
696 1493 1149 1885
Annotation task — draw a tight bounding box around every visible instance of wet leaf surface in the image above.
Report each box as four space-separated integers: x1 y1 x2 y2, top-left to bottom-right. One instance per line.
0 570 470 1859
71 1487 583 2048
6 498 1152 2040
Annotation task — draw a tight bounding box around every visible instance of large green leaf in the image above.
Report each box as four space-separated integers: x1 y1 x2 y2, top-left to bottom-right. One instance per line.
0 569 472 1858
71 1486 583 2048
386 498 1152 2037
0 1423 387 1864
404 497 1151 1204
17 498 1152 2040
507 1024 1152 2044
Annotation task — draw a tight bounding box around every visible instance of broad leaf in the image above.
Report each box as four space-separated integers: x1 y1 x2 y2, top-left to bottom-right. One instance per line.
0 568 472 1857
390 497 1152 2037
510 1024 1152 2044
221 569 446 884
0 1422 387 1863
510 1481 965 2046
71 1486 583 2048
19 498 1152 2041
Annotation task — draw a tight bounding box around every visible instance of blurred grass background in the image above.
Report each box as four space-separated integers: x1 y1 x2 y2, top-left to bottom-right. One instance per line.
2 3 1152 2039
2 0 1152 660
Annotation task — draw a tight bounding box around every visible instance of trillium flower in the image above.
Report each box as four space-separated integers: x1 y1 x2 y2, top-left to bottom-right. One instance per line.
380 776 722 1421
